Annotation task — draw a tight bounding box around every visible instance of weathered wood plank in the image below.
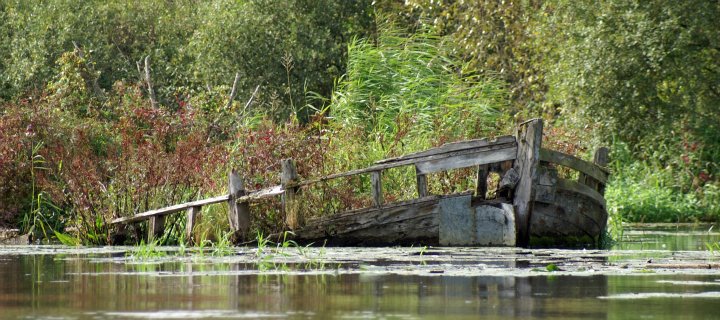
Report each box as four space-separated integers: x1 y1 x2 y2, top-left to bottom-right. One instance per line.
147 215 165 242
416 165 429 198
111 195 229 224
377 135 516 164
475 164 489 199
111 185 284 225
281 159 302 229
534 166 558 203
289 142 517 188
578 147 610 193
555 178 607 208
540 148 608 184
235 185 284 202
228 170 251 240
513 118 543 247
371 170 383 207
292 193 473 245
415 145 517 174
185 206 201 244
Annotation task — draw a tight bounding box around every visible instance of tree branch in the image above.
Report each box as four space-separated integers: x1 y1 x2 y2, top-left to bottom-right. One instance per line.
225 72 241 109
144 55 158 108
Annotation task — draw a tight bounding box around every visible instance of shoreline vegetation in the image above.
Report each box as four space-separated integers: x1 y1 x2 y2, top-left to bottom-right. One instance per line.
1 1 718 246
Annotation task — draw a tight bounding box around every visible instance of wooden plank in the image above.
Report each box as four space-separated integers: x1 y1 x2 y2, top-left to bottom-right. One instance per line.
111 185 284 225
228 170 251 240
185 206 201 244
475 164 489 199
111 194 229 224
415 145 516 174
416 166 429 198
578 147 610 193
281 159 301 229
540 148 608 184
147 215 165 242
293 193 473 245
289 142 517 188
513 118 543 247
534 166 558 203
371 170 383 207
235 185 284 202
377 135 516 164
556 178 606 208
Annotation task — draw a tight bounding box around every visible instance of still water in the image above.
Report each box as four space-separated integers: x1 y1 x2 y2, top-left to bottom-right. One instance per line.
1 224 719 320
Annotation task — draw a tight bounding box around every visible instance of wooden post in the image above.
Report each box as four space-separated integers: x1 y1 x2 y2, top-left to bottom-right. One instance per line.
579 147 610 193
415 166 428 198
281 159 301 229
185 206 201 244
513 118 543 247
371 170 383 207
147 215 165 243
475 164 489 199
228 170 251 240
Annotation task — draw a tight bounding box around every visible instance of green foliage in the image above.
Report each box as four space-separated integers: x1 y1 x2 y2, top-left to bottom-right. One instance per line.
332 22 504 135
401 0 546 115
187 0 373 120
0 0 373 121
127 239 167 260
543 1 720 142
0 0 197 100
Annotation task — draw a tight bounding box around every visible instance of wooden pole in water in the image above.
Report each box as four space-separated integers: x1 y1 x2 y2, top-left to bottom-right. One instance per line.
513 118 543 247
185 206 201 244
147 215 165 243
228 170 251 240
281 159 301 229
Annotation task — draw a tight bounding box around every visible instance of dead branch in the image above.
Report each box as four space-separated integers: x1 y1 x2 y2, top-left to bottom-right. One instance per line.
144 55 158 108
225 72 241 109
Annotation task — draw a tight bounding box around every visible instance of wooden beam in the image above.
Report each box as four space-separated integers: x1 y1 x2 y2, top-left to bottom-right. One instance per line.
513 118 543 247
281 159 301 229
185 206 201 244
111 195 229 224
415 145 517 174
377 135 516 164
556 178 607 208
110 185 285 225
228 170 251 240
540 148 608 184
147 215 164 242
475 164 489 199
371 170 383 207
578 147 610 194
416 165 429 198
289 142 517 188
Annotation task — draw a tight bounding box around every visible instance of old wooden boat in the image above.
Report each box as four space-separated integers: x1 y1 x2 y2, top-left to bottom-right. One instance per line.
112 118 610 247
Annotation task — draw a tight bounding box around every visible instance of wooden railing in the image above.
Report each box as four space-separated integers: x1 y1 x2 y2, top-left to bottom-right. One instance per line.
110 118 609 246
110 134 519 242
537 147 610 208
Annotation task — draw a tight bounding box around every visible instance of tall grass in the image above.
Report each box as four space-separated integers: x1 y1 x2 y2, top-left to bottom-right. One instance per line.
606 141 720 223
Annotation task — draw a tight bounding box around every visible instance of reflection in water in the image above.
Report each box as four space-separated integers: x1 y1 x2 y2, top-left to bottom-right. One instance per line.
615 223 720 251
1 224 720 319
1 254 719 320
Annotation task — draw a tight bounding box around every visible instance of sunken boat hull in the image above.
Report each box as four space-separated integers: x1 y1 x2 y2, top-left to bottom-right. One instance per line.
114 119 610 248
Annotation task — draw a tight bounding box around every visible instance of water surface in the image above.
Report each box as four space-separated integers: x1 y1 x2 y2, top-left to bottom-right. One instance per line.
1 224 719 319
